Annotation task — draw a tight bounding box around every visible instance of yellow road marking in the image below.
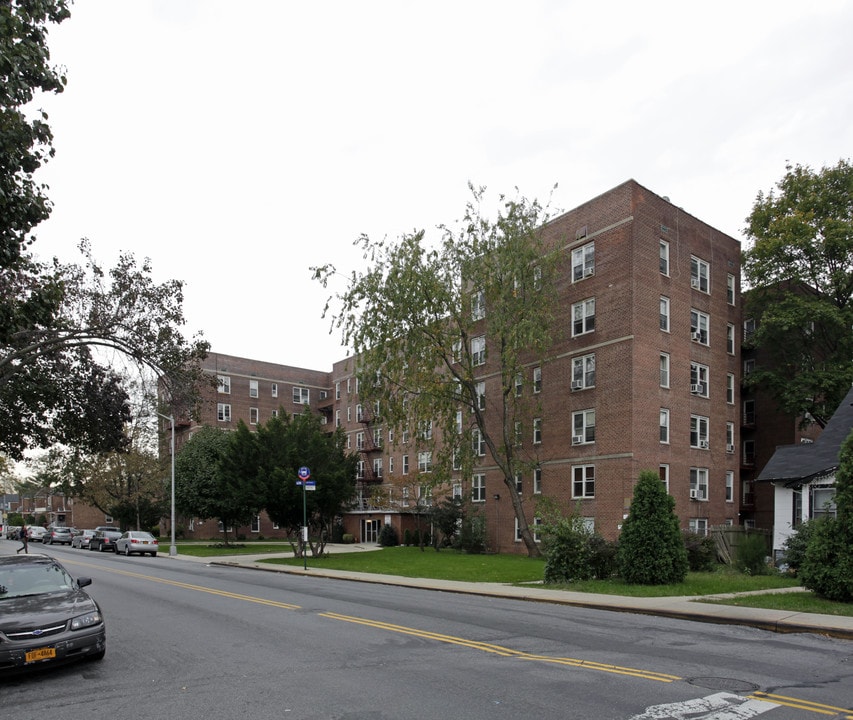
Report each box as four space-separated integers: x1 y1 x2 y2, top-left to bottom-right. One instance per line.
751 692 853 718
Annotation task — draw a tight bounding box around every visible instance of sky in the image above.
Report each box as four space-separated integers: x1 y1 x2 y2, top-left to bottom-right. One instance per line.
30 0 853 372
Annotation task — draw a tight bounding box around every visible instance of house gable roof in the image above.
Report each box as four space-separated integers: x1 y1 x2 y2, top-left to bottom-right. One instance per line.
757 385 853 488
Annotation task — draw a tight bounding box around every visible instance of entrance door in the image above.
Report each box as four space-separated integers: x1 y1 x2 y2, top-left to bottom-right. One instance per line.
363 519 380 543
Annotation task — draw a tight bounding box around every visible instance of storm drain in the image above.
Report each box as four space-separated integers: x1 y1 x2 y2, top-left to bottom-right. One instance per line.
686 677 761 694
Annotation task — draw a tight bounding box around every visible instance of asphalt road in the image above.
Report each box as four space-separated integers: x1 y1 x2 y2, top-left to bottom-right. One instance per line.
2 543 851 720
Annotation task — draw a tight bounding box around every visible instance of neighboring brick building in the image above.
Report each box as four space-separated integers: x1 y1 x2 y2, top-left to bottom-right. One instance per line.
166 180 748 552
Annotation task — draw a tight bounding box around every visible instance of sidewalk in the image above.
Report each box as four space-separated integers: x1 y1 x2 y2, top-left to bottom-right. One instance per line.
172 544 853 641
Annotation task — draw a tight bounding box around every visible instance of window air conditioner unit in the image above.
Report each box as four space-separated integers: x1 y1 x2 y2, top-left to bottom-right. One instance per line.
584 267 595 277
699 440 709 449
690 278 700 289
571 380 583 390
572 435 584 444
691 331 702 342
689 489 698 500
690 383 702 394
726 443 735 453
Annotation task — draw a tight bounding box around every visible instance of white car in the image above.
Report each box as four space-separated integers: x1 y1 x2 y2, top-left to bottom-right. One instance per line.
26 527 48 543
115 531 159 557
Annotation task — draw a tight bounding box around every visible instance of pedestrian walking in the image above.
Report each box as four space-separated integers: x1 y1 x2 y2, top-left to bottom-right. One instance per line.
17 525 28 554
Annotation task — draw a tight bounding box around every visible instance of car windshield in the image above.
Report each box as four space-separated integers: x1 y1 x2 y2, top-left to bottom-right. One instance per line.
0 564 75 599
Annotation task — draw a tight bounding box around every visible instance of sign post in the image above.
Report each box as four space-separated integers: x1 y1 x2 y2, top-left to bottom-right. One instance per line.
297 466 311 570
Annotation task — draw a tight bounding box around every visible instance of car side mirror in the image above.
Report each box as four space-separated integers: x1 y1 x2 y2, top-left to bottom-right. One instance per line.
77 577 93 589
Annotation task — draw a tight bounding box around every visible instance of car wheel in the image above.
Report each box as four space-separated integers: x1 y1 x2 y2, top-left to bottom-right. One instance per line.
99 543 106 552
124 545 131 556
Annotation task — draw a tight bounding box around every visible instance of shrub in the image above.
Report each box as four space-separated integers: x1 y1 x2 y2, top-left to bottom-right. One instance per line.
684 532 717 572
341 533 355 543
588 534 618 579
781 520 819 574
800 518 853 601
543 518 594 583
403 529 412 546
617 470 689 585
735 531 771 575
457 514 487 554
378 524 398 547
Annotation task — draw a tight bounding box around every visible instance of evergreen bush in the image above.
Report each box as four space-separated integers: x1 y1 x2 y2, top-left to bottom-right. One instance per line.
735 531 771 575
378 523 398 547
683 532 717 572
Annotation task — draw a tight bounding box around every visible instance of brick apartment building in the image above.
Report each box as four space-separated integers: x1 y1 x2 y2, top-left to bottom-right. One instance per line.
163 179 755 552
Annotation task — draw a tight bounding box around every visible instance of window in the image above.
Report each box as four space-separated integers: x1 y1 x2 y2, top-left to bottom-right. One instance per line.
690 362 709 397
249 379 258 398
689 518 708 535
356 460 365 479
402 454 409 475
690 415 710 449
660 296 670 332
272 383 278 398
514 421 522 447
659 464 669 492
572 465 595 498
690 256 709 293
356 431 365 450
420 420 433 440
475 381 486 410
452 483 462 499
743 439 756 465
726 422 735 453
456 410 463 434
533 366 542 393
725 471 734 502
659 239 670 276
514 373 523 397
346 406 352 422
533 418 542 444
572 241 595 281
515 472 523 494
373 458 383 479
572 410 595 444
727 273 736 305
744 358 755 376
515 517 542 543
249 407 259 425
660 353 670 388
690 309 709 345
356 404 364 422
743 399 756 425
217 403 231 422
690 467 709 500
335 410 340 428
471 335 486 366
452 338 462 364
372 427 382 448
347 378 352 394
533 467 542 494
335 381 341 399
217 375 231 394
471 289 485 321
251 515 260 533
811 485 837 519
572 353 596 390
726 373 735 404
659 409 670 443
572 298 595 336
726 324 735 354
472 474 485 502
743 317 755 342
472 428 486 456
293 387 309 404
418 451 432 473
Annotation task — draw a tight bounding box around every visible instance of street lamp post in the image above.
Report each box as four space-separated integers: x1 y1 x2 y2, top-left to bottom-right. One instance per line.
157 412 177 557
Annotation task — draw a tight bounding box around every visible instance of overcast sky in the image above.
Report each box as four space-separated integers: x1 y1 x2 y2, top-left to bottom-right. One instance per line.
31 0 853 371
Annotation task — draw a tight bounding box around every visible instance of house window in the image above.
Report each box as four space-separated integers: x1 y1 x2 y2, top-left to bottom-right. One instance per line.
726 374 735 404
293 387 309 404
690 467 709 500
471 289 485 321
690 415 710 449
249 407 259 425
572 410 595 444
402 455 409 475
743 317 755 342
660 353 670 388
251 515 260 533
533 418 542 445
515 517 542 543
660 296 670 332
335 381 341 399
347 406 352 422
514 421 522 447
356 404 364 422
249 379 258 398
572 465 595 498
572 353 595 390
475 381 486 410
420 420 433 440
456 410 463 434
726 324 735 354
811 485 837 519
725 471 734 502
659 464 669 492
452 482 462 499
743 399 756 425
690 256 709 293
689 518 709 535
726 423 735 453
356 460 365 479
533 467 542 494
572 241 595 281
572 298 595 336
373 427 382 448
515 472 523 494
335 410 340 428
356 431 365 450
744 358 755 376
472 474 485 502
373 458 383 479
743 439 756 465
514 373 523 397
388 457 394 475
660 239 670 276
471 335 486 366
347 378 352 394
217 403 231 422
659 408 670 443
217 375 231 394
533 366 542 393
690 309 710 345
418 451 432 473
472 428 486 456
727 273 736 305
690 362 709 397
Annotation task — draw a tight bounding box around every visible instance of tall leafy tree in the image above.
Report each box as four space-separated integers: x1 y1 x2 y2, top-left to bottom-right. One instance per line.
314 185 559 557
742 159 853 426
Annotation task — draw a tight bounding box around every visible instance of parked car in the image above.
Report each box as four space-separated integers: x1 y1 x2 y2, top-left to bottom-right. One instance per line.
6 525 21 540
0 553 106 671
115 531 159 557
44 527 73 545
89 529 122 553
26 527 48 543
71 529 97 549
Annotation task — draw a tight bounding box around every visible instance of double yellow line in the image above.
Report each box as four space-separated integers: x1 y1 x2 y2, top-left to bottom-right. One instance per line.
750 692 853 719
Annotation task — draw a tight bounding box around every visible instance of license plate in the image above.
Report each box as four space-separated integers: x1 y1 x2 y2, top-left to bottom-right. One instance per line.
26 647 56 663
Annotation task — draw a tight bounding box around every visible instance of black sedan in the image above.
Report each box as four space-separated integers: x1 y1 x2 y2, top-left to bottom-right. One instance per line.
0 554 106 671
89 530 122 552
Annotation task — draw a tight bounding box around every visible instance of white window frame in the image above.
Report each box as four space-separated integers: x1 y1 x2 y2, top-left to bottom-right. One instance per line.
402 454 409 475
472 474 485 503
726 373 735 404
726 422 735 453
690 467 709 501
533 417 542 445
271 382 278 398
659 408 670 444
572 241 595 281
572 465 595 499
572 409 595 444
533 467 542 494
293 386 310 404
660 296 670 332
690 415 710 449
660 353 670 389
471 289 485 321
572 353 595 390
690 362 709 397
417 451 432 473
475 381 486 410
659 464 669 492
690 256 709 293
690 309 710 345
217 403 231 422
217 375 231 394
533 366 542 393
689 518 709 535
249 407 259 425
572 297 595 337
249 379 258 398
727 273 736 305
725 471 734 502
471 335 486 366
472 428 486 456
659 239 670 276
726 323 735 354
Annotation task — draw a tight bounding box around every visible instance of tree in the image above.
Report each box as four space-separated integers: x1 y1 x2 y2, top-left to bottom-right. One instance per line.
799 429 853 601
314 185 560 557
174 425 256 546
742 159 853 427
617 470 688 585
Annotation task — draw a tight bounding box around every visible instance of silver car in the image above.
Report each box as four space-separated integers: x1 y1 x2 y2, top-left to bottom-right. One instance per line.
71 529 97 549
115 531 159 557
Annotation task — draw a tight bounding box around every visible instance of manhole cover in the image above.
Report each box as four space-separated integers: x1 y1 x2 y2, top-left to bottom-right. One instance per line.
686 677 760 694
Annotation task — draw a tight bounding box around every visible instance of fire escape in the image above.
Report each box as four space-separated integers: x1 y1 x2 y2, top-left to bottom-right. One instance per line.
356 405 383 507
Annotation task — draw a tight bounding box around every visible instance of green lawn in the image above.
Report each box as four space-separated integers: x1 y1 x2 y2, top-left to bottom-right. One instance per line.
172 544 852 616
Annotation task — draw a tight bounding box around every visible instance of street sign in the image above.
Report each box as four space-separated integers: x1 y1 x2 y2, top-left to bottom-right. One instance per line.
305 480 316 491
298 466 311 480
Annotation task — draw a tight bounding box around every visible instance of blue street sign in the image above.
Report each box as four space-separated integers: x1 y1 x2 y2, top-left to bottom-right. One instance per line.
298 466 311 480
